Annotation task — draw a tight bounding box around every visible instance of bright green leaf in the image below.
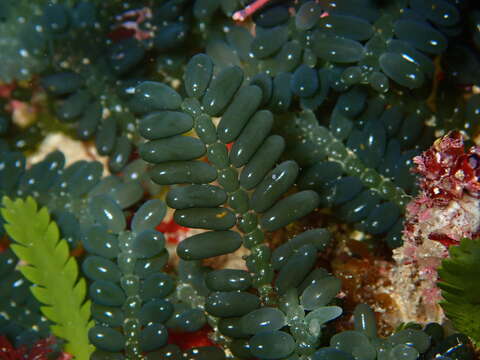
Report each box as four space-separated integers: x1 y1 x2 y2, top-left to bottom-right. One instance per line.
1 196 94 360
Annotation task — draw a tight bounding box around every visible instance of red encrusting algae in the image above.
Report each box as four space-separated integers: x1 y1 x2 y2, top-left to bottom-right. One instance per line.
167 325 216 351
0 336 71 360
391 131 480 322
156 218 190 244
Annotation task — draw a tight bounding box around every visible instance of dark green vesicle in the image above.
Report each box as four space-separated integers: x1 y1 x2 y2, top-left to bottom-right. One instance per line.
342 66 362 85
131 230 165 259
108 136 131 173
228 190 249 214
0 152 25 194
357 121 386 169
140 136 206 163
140 323 168 352
249 331 295 359
194 0 220 20
202 66 244 116
139 111 193 140
250 73 273 106
250 161 299 213
150 161 217 185
299 162 343 190
254 5 289 27
336 86 366 118
379 52 424 89
217 85 263 143
322 176 364 207
369 71 389 93
131 82 182 113
399 113 423 149
389 344 419 360
82 256 121 283
95 118 117 156
144 344 182 360
317 14 373 41
291 228 331 251
300 276 341 310
109 38 145 75
167 185 227 209
330 331 376 360
0 115 9 135
240 135 285 190
226 26 253 61
140 299 173 325
251 25 288 59
205 291 260 317
185 54 214 98
91 303 124 327
218 317 249 338
410 0 459 26
240 307 286 334
89 195 126 233
0 250 17 277
292 64 318 98
207 38 241 68
330 110 353 140
269 72 293 112
313 348 355 360
230 110 274 168
299 268 330 293
89 280 125 306
275 244 317 294
177 231 242 260
260 190 319 231
152 22 187 51
64 161 103 197
56 90 90 122
230 339 253 359
296 1 322 30
271 229 330 269
205 269 252 292
267 41 302 75
167 307 206 333
109 183 143 211
207 143 229 168
466 94 480 124
41 72 82 95
131 199 167 234
141 273 175 300
394 19 447 54
181 97 203 118
82 225 120 259
387 40 434 77
195 113 217 144
353 304 377 339
89 326 125 352
72 2 96 28
183 346 226 360
338 190 381 223
174 207 236 230
385 218 404 249
313 32 365 63
136 252 169 278
388 329 431 352
361 202 400 235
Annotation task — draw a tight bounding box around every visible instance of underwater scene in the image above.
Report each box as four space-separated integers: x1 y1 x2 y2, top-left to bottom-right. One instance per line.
0 0 479 359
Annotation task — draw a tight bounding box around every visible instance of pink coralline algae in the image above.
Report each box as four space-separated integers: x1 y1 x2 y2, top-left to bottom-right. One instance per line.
391 131 480 323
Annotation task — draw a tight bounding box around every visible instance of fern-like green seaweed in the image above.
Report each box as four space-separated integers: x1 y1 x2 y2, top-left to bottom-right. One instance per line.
438 238 480 347
1 196 94 359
